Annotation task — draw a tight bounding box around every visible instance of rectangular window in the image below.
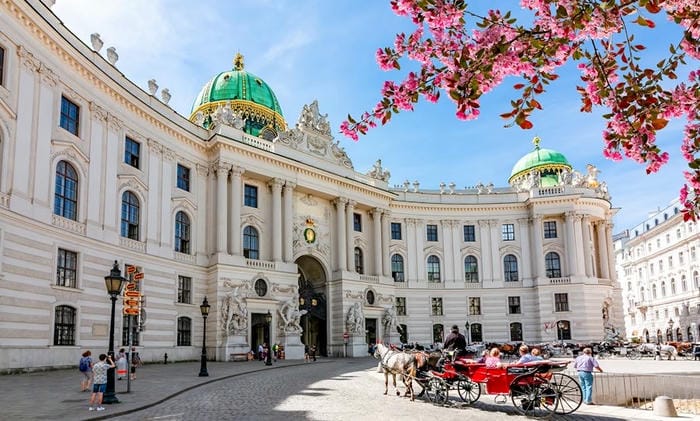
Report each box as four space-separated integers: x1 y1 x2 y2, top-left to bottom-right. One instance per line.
396 297 406 316
468 297 481 316
502 223 515 241
244 184 258 207
463 225 475 242
543 221 557 239
391 222 402 240
53 305 76 346
177 275 192 304
60 96 80 136
124 137 140 168
353 213 362 232
0 46 5 86
176 164 190 191
431 297 443 316
679 252 684 265
177 317 191 346
668 256 673 268
56 248 78 288
555 293 569 312
508 296 521 314
426 224 438 241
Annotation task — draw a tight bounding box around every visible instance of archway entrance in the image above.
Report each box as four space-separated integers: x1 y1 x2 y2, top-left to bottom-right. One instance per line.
296 256 328 357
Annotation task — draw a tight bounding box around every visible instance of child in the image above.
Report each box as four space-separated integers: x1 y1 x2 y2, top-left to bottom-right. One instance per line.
88 354 115 411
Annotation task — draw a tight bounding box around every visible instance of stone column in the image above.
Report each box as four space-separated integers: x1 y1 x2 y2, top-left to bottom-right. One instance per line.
195 164 209 254
333 198 348 271
372 208 383 276
283 182 296 262
346 200 356 271
596 221 610 279
215 162 230 254
518 218 532 280
415 220 425 280
582 216 593 277
606 222 616 281
565 212 578 276
531 216 545 279
451 221 462 282
229 166 244 256
381 210 391 277
442 221 455 282
406 219 418 281
269 178 284 261
489 220 500 281
574 215 585 276
478 221 492 281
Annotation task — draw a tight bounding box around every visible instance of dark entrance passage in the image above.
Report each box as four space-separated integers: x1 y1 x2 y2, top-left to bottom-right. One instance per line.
365 318 377 350
251 313 270 360
296 256 328 356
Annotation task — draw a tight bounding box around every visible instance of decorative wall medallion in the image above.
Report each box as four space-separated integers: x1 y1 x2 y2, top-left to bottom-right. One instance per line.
304 219 316 244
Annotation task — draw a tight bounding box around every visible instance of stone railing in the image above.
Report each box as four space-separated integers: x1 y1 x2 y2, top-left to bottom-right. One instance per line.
535 186 565 196
245 259 275 270
174 251 195 263
463 281 482 289
51 214 86 235
120 237 145 252
393 281 408 288
359 274 380 284
241 133 274 151
548 277 571 285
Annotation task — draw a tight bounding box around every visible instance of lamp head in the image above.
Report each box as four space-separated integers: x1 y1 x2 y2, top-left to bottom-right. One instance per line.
200 296 210 317
265 309 272 323
104 260 125 296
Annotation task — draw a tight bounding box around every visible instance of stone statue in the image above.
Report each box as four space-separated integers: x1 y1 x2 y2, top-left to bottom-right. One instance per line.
90 33 103 52
278 295 307 333
346 302 364 334
367 159 391 182
382 305 402 335
585 164 600 188
220 286 248 335
298 100 331 135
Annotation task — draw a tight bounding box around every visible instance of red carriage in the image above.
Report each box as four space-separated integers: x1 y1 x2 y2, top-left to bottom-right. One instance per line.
417 354 583 418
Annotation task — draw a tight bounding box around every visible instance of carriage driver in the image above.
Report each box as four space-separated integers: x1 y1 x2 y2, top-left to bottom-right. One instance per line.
442 325 468 362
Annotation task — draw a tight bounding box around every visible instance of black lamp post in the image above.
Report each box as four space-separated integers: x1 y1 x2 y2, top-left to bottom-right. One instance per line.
265 310 273 366
464 320 470 346
198 297 210 377
103 261 125 405
557 321 566 343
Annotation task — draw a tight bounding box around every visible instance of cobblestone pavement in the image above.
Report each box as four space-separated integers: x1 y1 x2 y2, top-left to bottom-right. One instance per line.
111 359 698 421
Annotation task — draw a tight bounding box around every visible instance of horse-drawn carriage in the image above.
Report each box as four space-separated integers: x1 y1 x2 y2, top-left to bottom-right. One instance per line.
416 353 583 417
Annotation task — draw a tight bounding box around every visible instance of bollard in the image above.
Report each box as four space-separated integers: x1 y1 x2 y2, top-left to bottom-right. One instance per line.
164 353 168 364
653 396 678 417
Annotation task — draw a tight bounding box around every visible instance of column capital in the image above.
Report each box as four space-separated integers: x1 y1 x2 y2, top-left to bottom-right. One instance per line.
381 209 392 217
268 178 285 189
565 211 577 218
284 181 297 190
213 161 231 176
346 200 356 208
196 163 210 177
333 197 348 207
231 165 245 177
372 208 383 217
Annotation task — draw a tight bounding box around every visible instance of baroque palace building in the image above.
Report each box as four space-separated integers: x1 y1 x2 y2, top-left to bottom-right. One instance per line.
0 0 621 371
613 199 700 344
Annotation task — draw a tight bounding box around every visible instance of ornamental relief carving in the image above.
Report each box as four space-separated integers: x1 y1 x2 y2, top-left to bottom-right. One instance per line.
292 214 330 260
38 63 58 87
195 163 209 177
89 102 108 121
241 213 265 232
17 46 40 72
49 147 89 178
271 283 296 294
344 289 364 300
222 278 251 292
118 175 148 199
171 196 197 214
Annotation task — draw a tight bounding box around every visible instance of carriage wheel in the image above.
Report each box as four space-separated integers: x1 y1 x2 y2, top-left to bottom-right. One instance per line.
456 378 481 404
626 349 642 360
425 377 449 405
510 379 558 418
542 350 553 360
548 373 582 414
597 350 610 359
682 351 694 361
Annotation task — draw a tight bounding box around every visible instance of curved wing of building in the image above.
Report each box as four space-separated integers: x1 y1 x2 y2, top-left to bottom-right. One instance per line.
0 0 621 371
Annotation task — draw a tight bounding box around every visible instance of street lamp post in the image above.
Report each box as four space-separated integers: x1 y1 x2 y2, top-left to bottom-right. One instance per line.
265 310 273 366
667 319 674 342
198 297 210 377
557 321 566 344
103 261 125 405
464 321 470 347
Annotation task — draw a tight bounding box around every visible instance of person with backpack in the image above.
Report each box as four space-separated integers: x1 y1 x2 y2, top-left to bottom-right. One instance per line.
129 347 142 380
79 350 93 392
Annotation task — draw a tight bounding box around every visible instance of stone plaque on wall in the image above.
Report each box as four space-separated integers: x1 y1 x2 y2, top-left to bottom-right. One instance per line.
92 323 108 337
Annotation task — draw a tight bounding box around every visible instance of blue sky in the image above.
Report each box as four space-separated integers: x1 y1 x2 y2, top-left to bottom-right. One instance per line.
51 0 691 231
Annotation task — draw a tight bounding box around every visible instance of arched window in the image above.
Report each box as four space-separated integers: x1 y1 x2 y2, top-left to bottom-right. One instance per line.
54 305 76 345
177 316 191 346
556 320 571 341
254 279 267 297
694 271 699 288
399 324 408 344
464 255 478 282
243 226 259 259
656 329 663 344
545 252 561 278
676 328 682 342
652 284 658 299
54 161 78 220
391 254 404 282
666 327 673 342
670 278 676 295
661 281 666 297
681 275 687 292
174 211 191 254
432 324 444 343
510 322 523 342
120 191 140 240
687 327 694 342
503 254 518 282
427 255 441 282
639 287 645 301
354 247 364 274
470 323 483 343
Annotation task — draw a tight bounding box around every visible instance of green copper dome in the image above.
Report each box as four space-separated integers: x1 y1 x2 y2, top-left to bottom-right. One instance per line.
508 137 572 187
190 54 286 137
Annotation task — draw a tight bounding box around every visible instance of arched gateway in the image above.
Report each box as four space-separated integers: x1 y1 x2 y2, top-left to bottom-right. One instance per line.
296 256 328 356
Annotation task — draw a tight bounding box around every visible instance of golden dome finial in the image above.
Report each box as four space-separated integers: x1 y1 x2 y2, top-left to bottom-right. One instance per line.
233 53 244 71
532 136 541 149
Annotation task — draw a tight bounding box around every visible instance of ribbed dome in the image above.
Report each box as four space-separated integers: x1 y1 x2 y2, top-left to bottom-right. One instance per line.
508 137 571 186
189 53 286 137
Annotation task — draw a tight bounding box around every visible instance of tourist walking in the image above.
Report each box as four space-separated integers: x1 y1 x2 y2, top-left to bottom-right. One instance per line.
574 347 603 405
88 354 115 411
79 350 93 392
129 347 142 381
309 344 317 361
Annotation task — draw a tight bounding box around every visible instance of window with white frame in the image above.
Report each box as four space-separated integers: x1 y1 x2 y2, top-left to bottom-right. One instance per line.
177 316 191 346
555 293 569 312
468 297 481 315
53 305 76 345
502 223 515 241
543 221 557 238
431 297 443 316
177 275 191 304
396 297 406 316
60 96 80 136
56 248 78 288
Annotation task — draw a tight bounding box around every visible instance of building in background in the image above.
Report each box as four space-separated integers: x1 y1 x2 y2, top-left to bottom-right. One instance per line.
614 199 700 344
0 0 620 371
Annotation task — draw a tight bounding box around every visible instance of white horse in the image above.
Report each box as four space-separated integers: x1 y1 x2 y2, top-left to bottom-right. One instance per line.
637 343 678 360
373 343 417 400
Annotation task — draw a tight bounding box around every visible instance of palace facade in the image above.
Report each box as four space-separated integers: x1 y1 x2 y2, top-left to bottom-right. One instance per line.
0 0 621 371
613 199 700 343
